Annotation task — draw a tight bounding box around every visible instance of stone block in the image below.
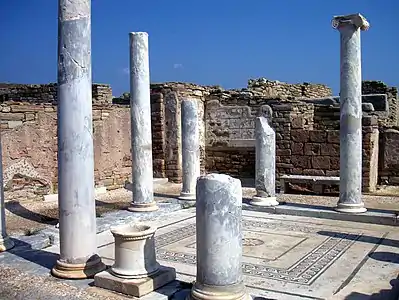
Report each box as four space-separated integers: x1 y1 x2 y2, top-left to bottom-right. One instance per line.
312 156 330 170
304 143 321 155
327 131 340 144
320 143 340 156
309 130 327 143
94 266 176 298
291 142 304 155
291 156 311 169
291 130 309 142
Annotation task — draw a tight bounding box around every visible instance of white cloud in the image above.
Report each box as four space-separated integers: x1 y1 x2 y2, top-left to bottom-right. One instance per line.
173 63 183 69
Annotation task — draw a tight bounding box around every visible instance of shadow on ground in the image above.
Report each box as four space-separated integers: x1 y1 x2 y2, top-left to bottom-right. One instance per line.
343 276 399 299
6 201 58 226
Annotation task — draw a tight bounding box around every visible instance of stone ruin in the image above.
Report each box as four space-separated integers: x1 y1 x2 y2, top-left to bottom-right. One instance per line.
0 78 397 201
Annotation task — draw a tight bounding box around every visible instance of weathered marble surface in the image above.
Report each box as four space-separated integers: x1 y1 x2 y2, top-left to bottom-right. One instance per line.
53 0 105 278
251 116 278 207
332 13 369 213
128 32 157 212
179 99 200 201
191 174 250 300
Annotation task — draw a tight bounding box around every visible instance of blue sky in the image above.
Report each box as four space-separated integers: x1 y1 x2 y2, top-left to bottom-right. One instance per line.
0 0 397 97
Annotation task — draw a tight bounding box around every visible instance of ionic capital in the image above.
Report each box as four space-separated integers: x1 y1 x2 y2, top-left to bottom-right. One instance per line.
332 13 370 31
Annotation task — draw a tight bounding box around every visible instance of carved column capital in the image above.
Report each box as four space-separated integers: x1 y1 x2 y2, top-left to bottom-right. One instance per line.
332 13 370 31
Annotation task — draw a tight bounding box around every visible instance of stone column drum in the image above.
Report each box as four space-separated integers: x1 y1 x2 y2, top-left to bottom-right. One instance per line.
52 0 105 279
179 99 200 201
250 116 278 207
332 13 370 213
189 174 250 300
110 223 160 278
128 32 158 212
0 132 14 252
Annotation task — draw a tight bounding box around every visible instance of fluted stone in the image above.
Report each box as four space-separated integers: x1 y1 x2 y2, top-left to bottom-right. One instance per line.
179 99 200 201
332 13 369 214
52 0 105 279
189 174 250 300
128 32 158 212
251 116 278 207
0 132 14 252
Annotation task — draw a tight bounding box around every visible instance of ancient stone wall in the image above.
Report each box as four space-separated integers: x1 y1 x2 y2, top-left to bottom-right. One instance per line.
0 83 130 202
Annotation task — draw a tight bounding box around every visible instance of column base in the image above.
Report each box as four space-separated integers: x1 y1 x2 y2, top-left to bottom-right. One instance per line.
250 195 278 207
128 202 159 212
335 202 367 214
178 191 196 201
0 236 14 252
188 282 251 300
51 255 106 279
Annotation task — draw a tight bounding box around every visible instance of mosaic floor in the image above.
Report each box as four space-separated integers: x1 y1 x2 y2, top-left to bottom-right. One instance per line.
97 209 399 300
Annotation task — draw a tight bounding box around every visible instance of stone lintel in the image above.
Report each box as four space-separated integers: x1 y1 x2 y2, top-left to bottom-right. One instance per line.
94 266 176 297
332 13 370 31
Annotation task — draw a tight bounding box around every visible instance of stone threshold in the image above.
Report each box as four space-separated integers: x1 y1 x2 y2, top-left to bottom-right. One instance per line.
242 201 399 226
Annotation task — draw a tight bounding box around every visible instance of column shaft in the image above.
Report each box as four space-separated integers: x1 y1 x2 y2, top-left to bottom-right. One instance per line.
251 116 278 207
179 99 200 201
52 0 105 279
128 32 158 212
190 174 249 300
333 14 369 213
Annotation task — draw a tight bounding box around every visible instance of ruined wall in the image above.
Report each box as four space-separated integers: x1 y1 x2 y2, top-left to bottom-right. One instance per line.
0 83 132 201
204 87 379 192
247 78 332 99
148 83 209 183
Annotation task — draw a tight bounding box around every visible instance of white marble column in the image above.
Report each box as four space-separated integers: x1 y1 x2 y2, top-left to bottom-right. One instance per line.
189 174 250 300
250 116 278 207
332 13 369 214
179 99 200 201
52 0 105 279
0 133 14 252
128 32 158 212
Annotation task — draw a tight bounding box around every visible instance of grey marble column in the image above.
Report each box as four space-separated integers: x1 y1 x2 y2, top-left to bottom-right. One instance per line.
0 133 14 252
179 99 200 201
332 14 369 214
251 116 278 207
128 32 158 212
189 174 250 300
52 0 105 279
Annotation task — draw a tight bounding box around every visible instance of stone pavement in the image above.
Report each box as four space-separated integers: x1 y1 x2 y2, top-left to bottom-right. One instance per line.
0 201 399 299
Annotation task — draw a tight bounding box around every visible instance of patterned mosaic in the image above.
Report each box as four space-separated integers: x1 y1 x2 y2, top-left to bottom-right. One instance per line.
154 218 360 285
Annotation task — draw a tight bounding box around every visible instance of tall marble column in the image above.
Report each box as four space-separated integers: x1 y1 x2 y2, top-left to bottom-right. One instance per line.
250 116 278 207
179 99 200 201
128 32 158 212
332 13 369 214
0 133 14 252
189 174 250 300
52 0 105 279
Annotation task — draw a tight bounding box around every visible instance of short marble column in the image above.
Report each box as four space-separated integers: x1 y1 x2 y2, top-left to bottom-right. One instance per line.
128 32 158 212
189 174 250 300
0 133 14 252
332 13 369 213
179 99 200 201
250 116 278 207
52 0 105 279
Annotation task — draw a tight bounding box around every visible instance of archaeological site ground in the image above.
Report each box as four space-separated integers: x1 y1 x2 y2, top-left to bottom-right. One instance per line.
0 4 398 300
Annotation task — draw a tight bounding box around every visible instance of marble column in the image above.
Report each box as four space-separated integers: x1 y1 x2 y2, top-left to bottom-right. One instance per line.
250 116 278 207
332 13 370 214
128 32 158 212
52 0 105 279
0 133 14 252
179 99 200 201
189 174 250 300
